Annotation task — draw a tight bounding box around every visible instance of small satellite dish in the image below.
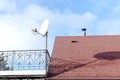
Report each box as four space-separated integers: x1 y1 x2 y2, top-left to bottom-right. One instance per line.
40 19 49 37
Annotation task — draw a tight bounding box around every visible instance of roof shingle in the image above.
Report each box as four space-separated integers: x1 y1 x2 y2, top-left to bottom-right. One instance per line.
48 35 120 79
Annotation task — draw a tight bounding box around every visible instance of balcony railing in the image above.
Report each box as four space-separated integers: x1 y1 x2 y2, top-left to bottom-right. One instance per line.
0 49 50 78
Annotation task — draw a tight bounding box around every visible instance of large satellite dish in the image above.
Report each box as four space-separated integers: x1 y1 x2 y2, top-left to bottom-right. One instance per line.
31 19 49 49
40 19 49 37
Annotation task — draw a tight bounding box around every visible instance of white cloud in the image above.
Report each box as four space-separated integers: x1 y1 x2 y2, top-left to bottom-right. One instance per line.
0 2 97 53
0 6 46 51
0 0 17 12
48 11 96 36
1 0 120 54
8 0 120 55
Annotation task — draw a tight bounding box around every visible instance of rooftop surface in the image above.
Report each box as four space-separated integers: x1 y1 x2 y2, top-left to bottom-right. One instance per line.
48 35 120 79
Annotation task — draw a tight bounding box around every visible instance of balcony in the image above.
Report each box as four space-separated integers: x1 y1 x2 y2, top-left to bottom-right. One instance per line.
0 49 50 79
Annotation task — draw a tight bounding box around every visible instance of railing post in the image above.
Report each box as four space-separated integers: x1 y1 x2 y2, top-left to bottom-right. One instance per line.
12 51 15 70
45 50 48 74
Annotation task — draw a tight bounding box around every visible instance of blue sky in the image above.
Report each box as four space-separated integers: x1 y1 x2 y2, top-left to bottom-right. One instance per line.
0 0 120 54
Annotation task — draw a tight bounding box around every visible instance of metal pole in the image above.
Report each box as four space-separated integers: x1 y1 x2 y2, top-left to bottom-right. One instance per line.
45 31 48 74
46 31 48 50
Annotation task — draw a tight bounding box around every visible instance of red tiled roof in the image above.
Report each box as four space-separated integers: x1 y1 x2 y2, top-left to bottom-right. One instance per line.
48 35 120 79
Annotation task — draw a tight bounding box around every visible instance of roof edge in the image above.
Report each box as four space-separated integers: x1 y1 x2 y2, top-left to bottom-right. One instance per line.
55 35 120 38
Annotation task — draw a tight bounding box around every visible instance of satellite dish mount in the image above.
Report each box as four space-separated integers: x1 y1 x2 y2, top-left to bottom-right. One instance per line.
32 19 49 50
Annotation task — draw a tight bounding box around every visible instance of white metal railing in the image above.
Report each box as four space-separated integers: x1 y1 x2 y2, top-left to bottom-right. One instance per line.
0 49 50 78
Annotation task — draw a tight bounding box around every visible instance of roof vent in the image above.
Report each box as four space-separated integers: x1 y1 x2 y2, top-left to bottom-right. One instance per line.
71 40 78 43
82 28 87 36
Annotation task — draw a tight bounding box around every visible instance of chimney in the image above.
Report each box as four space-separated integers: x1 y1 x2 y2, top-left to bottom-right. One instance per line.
82 28 87 36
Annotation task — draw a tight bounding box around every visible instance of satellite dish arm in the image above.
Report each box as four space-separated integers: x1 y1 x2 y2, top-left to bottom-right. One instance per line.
39 31 48 50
